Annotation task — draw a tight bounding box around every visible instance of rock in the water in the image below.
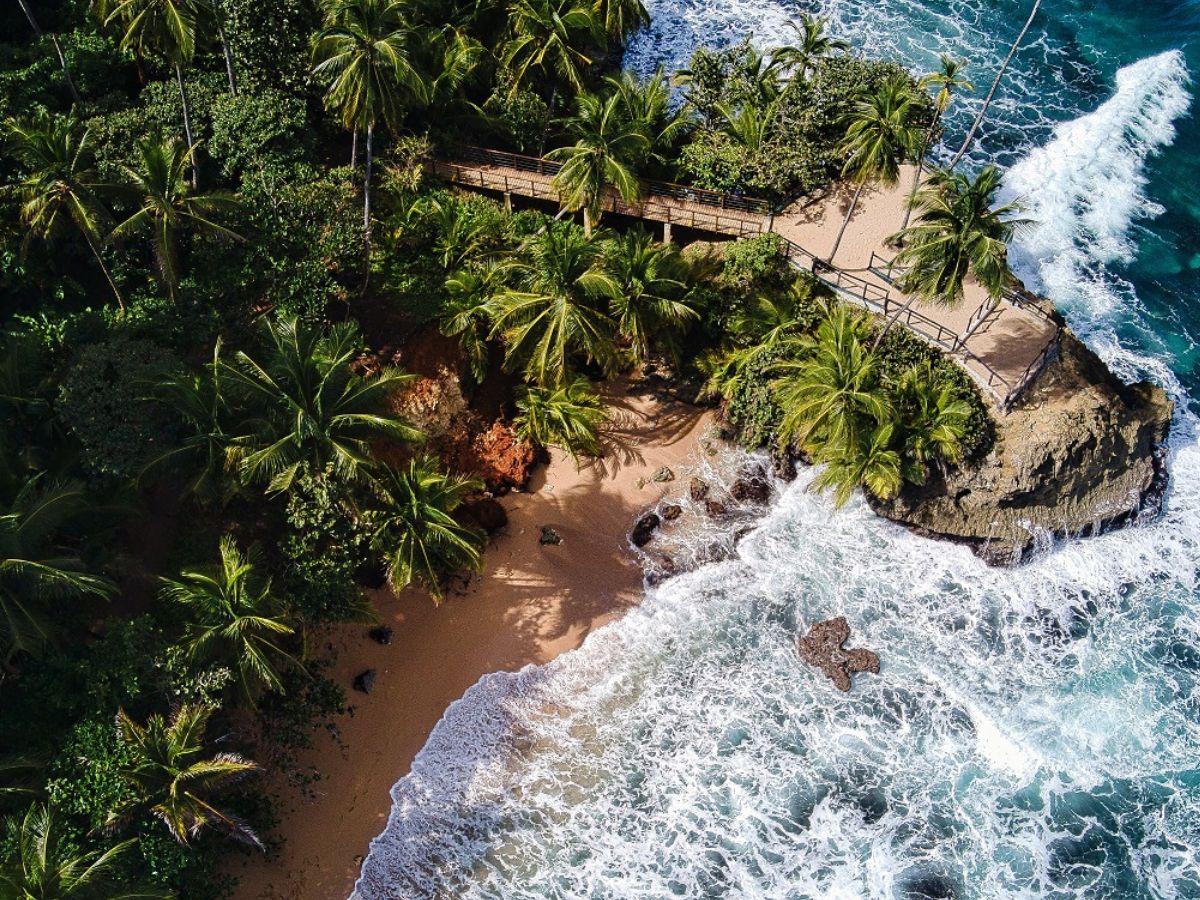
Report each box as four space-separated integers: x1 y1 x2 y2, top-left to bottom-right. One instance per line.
461 498 508 533
353 669 378 694
730 475 771 504
660 503 683 521
870 330 1173 563
689 478 710 502
797 617 880 692
368 625 393 645
539 525 563 545
704 499 728 519
771 449 798 482
631 512 660 547
650 465 675 483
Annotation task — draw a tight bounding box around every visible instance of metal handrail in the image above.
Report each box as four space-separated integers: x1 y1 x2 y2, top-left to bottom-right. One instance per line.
452 145 773 215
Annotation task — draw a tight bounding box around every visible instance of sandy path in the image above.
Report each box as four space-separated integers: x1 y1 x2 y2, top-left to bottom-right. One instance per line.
229 388 714 900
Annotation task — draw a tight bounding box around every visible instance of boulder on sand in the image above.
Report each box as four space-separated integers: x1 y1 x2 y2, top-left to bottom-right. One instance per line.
353 669 378 694
631 512 660 547
797 617 879 692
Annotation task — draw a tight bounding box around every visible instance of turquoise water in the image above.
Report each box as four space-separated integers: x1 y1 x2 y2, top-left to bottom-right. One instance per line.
353 4 1200 897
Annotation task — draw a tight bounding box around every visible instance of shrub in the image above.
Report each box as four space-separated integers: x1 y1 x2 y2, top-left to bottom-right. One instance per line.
208 88 313 186
719 233 791 294
482 77 550 154
677 130 748 193
222 0 318 98
724 345 788 449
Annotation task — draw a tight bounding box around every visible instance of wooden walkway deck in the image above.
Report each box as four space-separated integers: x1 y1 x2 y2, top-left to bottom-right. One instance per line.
433 149 1060 411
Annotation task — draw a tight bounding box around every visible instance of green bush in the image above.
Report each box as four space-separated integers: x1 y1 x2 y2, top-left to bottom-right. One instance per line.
56 332 182 479
208 88 313 186
677 130 749 193
482 77 550 154
724 345 788 448
720 233 790 294
222 0 318 98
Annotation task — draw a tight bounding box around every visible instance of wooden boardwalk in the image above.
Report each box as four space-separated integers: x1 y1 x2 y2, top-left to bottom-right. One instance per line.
434 149 1060 411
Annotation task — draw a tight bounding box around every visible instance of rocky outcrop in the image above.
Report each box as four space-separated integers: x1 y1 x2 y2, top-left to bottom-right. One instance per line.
797 617 880 692
871 330 1173 563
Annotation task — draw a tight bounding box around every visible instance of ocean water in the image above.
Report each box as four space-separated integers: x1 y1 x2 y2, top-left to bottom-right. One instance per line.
353 3 1200 897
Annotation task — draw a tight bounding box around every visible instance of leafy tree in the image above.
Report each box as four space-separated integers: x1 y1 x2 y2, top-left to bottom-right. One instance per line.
827 74 921 261
0 803 163 900
603 228 697 361
218 316 420 492
900 54 972 230
889 165 1025 307
0 478 117 666
101 0 205 182
4 112 124 310
548 91 648 235
311 0 429 238
364 458 484 603
488 225 618 387
160 535 300 705
775 12 848 80
772 304 890 452
514 378 608 463
111 134 243 301
109 704 262 848
13 1 82 104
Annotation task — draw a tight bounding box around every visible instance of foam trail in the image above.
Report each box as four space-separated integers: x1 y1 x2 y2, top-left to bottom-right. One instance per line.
1006 51 1192 323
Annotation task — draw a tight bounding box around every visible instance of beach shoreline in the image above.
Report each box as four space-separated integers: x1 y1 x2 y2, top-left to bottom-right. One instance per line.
229 386 715 900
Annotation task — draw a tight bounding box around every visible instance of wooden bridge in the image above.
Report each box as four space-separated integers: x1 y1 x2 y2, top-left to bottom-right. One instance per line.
433 147 1061 411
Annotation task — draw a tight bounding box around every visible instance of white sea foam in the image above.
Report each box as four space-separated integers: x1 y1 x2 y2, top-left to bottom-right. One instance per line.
352 31 1200 900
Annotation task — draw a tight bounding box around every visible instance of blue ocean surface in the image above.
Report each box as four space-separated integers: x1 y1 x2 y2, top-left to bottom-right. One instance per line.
353 3 1200 897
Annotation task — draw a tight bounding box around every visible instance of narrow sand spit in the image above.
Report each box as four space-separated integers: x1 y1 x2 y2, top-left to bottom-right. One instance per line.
230 387 713 900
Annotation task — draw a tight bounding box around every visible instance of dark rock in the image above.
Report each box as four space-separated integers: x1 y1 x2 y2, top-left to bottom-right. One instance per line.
650 465 675 483
539 526 563 545
688 477 710 502
660 503 683 521
353 669 378 694
771 449 798 482
631 512 661 547
730 476 770 504
462 498 508 533
368 626 393 645
797 617 880 692
704 499 728 519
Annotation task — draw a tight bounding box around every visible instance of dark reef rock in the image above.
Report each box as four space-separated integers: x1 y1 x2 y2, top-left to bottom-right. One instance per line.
771 449 798 482
704 499 728 519
539 526 563 546
368 626 393 645
688 477 710 502
353 669 378 694
797 617 880 692
730 475 771 504
631 512 661 547
660 503 683 521
870 330 1173 563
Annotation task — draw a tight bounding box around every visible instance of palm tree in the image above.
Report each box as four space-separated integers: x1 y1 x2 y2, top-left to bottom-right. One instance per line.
592 0 648 46
775 12 848 80
102 0 204 183
947 0 1041 170
441 260 512 382
5 113 124 310
0 478 117 666
110 704 262 848
730 42 784 108
365 458 485 603
488 226 618 387
715 97 779 153
0 804 164 900
218 316 421 493
424 195 500 271
207 0 238 93
502 0 597 152
811 421 902 507
889 165 1025 307
548 91 648 235
514 378 608 463
772 305 890 453
827 75 922 262
161 536 300 704
15 1 82 104
603 228 697 361
110 134 242 301
892 361 971 477
312 0 430 239
900 55 973 230
606 68 688 166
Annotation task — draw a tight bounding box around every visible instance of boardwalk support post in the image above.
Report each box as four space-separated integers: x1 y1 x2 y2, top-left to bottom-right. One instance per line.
663 221 673 244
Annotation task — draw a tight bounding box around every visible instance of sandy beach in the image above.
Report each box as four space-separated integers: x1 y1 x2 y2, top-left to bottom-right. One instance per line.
230 387 714 900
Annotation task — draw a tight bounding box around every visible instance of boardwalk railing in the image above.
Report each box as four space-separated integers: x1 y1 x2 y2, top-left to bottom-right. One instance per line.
449 145 772 215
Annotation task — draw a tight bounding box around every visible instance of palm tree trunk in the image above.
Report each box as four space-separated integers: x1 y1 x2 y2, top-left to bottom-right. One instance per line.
872 292 918 350
363 123 374 239
210 0 238 95
18 0 82 106
828 180 866 262
83 230 125 311
947 0 1041 170
175 63 199 187
16 0 40 33
350 129 358 169
538 88 558 158
899 113 942 232
582 207 592 237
